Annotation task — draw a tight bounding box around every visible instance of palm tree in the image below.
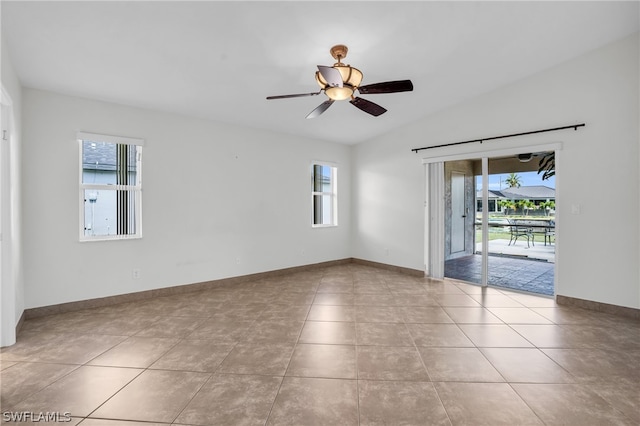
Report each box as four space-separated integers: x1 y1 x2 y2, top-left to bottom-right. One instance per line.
517 199 535 215
537 152 555 181
540 200 555 216
505 173 522 188
498 199 516 214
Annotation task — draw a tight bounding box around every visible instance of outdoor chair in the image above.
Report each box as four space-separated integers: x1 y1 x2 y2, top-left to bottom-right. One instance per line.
544 220 555 246
508 219 533 248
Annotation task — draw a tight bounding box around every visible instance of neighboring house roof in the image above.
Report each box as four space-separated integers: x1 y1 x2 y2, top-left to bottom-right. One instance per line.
82 140 137 172
476 190 506 199
488 190 504 199
501 185 555 200
476 185 555 200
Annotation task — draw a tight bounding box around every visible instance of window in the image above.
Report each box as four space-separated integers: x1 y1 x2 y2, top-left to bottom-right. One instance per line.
311 163 337 227
79 132 143 241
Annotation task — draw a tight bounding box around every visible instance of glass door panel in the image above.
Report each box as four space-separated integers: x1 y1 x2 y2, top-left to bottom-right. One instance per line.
486 154 555 295
444 159 482 284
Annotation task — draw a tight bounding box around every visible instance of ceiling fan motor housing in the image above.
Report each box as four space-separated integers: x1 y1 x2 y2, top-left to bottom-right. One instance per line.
315 65 363 100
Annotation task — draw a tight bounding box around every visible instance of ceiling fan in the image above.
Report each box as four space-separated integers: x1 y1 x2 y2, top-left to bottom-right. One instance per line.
266 44 413 119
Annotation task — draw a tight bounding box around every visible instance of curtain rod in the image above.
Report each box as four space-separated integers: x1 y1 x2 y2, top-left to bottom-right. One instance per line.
411 123 585 153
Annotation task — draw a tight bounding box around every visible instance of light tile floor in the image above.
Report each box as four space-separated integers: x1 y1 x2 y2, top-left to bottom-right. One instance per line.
1 264 639 425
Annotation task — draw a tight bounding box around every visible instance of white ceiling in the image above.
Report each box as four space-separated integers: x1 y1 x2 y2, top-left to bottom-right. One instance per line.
2 1 638 144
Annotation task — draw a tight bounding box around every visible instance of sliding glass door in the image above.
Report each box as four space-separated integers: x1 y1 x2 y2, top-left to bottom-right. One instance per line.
484 154 556 295
432 148 557 296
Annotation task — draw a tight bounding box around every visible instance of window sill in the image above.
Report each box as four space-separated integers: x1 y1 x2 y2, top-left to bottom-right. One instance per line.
80 234 142 242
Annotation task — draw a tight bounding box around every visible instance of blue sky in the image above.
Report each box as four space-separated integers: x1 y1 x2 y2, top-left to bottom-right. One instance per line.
477 171 555 191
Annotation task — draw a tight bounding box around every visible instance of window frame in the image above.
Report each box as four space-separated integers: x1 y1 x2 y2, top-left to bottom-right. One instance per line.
311 162 338 228
78 132 144 242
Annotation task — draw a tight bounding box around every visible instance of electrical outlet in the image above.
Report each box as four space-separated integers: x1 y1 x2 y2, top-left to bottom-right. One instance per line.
385 248 390 256
236 257 241 264
132 268 141 279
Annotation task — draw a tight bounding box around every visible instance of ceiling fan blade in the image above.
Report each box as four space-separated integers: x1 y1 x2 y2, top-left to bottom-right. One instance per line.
350 97 387 117
317 65 343 87
306 100 334 119
266 91 322 100
357 80 413 94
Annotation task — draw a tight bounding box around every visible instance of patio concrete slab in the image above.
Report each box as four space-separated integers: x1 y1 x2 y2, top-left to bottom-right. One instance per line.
445 251 554 296
476 239 555 263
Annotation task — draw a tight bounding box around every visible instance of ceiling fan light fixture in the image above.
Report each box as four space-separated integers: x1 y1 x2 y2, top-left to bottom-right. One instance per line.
335 65 363 88
325 86 354 101
315 64 363 101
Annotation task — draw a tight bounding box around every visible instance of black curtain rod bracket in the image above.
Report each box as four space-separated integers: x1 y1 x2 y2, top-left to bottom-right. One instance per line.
411 123 585 153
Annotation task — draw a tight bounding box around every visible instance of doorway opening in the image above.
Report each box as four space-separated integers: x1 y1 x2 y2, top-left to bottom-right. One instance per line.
443 151 556 296
1 87 16 346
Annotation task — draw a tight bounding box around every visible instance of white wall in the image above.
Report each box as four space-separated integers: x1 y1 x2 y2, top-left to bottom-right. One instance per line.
353 33 639 309
1 35 24 345
22 89 351 308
